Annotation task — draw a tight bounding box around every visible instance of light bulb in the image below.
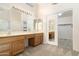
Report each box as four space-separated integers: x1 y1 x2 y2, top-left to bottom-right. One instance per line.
58 13 62 16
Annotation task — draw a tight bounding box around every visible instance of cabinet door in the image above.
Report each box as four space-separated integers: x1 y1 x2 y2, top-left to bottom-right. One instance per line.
34 33 43 46
0 50 11 56
35 36 43 45
0 43 11 56
29 33 43 46
12 39 25 55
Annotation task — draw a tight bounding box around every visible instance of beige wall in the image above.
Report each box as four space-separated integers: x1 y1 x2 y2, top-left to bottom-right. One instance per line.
37 3 79 52
37 3 58 45
0 3 38 17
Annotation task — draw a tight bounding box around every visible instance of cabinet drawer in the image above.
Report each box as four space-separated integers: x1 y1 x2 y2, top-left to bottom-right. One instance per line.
34 37 40 43
0 50 10 56
12 36 25 41
35 36 43 42
0 44 10 52
34 41 41 45
33 37 43 46
35 34 43 37
27 34 34 38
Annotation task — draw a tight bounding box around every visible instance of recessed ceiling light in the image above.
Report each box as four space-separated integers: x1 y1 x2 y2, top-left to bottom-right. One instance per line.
58 13 63 16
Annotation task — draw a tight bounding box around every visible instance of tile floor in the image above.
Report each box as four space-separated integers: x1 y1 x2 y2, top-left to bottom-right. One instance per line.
18 44 79 56
58 39 73 50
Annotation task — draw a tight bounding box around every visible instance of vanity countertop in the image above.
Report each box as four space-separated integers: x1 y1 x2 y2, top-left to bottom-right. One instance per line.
0 31 43 38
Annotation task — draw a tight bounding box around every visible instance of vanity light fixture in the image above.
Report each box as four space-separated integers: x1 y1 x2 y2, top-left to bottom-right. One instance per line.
12 6 24 13
26 3 35 7
12 6 32 16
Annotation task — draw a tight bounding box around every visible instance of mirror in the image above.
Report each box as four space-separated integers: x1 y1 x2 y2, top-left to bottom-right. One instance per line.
21 12 35 32
48 15 55 41
0 9 10 34
34 19 43 32
9 7 43 33
0 6 43 34
10 7 22 32
10 7 35 32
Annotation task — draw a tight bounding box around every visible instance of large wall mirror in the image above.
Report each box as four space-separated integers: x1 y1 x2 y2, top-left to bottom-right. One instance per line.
34 19 43 32
48 15 55 42
0 6 43 34
10 6 43 33
10 7 35 33
10 7 22 32
21 13 35 32
0 8 10 34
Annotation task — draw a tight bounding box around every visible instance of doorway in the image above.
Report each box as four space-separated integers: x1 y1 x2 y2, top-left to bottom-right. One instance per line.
57 10 73 50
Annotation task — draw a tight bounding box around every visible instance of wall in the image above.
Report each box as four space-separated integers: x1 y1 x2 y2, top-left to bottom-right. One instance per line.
38 3 79 52
0 3 38 17
58 16 72 24
58 16 72 40
37 3 59 45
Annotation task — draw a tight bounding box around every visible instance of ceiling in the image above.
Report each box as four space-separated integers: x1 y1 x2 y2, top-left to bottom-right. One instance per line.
58 10 72 17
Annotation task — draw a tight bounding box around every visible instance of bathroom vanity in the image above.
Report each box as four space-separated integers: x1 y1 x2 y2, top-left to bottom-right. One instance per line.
28 33 43 46
0 6 43 56
0 32 43 56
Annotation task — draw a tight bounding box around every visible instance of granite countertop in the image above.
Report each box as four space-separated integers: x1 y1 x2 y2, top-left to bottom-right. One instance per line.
0 31 43 37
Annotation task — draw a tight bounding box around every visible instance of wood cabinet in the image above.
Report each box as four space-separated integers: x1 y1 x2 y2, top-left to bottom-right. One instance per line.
0 33 44 56
0 35 25 56
29 33 43 46
0 50 11 56
0 43 11 56
12 39 25 55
